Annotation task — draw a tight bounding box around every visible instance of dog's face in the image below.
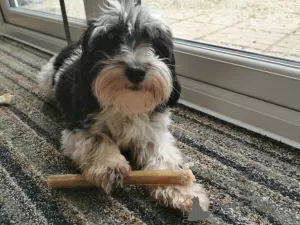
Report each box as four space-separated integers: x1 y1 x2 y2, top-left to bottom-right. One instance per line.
80 0 180 114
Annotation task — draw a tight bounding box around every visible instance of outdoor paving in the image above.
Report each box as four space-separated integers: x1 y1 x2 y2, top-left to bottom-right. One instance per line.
22 1 300 62
163 9 300 61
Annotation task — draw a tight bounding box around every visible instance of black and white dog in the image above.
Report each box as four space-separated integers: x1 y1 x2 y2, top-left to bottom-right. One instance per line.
38 0 208 212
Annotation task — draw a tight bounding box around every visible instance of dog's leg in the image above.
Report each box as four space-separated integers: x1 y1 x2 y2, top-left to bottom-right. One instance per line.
133 127 209 212
61 129 131 193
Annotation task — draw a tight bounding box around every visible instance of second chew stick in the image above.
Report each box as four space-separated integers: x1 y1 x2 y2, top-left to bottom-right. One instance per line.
48 169 194 189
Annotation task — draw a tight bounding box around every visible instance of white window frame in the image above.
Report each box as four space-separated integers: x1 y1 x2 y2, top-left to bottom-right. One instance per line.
1 0 300 148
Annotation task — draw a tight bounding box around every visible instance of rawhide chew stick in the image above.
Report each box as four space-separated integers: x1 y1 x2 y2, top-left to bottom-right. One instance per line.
48 169 194 189
0 93 14 105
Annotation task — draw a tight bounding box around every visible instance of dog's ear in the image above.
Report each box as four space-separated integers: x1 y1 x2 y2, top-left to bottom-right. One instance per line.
79 20 98 71
151 28 181 107
160 29 181 107
79 20 96 52
166 50 181 107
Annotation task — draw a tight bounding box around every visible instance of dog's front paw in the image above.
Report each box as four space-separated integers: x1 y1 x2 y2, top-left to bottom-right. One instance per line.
83 156 131 193
149 183 209 212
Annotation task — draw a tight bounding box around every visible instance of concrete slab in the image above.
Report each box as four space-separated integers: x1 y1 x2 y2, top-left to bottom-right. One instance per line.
162 9 300 61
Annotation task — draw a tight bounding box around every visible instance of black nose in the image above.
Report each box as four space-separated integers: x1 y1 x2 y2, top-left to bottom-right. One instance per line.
125 66 145 84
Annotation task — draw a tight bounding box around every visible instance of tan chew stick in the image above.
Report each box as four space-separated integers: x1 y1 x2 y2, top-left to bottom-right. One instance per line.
0 93 14 105
48 169 194 189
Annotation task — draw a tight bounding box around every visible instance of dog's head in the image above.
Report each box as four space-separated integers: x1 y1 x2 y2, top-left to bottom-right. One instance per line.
80 0 180 114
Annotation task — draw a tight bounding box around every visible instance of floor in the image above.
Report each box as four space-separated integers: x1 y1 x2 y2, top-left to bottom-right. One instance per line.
0 36 299 225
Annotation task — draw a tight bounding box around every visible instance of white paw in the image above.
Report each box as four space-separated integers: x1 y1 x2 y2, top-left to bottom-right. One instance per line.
83 156 131 193
149 183 209 212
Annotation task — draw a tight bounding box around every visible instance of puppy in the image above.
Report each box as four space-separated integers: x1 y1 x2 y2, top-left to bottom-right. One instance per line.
38 0 209 212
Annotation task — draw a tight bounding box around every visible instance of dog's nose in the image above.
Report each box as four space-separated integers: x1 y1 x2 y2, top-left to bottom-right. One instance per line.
125 66 146 84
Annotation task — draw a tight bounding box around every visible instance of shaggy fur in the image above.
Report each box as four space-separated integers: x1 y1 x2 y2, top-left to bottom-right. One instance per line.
38 0 209 212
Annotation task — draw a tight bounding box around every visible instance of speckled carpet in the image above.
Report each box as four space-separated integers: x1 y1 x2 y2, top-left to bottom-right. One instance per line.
0 35 299 225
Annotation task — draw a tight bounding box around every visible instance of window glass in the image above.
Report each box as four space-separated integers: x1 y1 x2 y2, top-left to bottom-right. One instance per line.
10 0 86 19
144 0 300 62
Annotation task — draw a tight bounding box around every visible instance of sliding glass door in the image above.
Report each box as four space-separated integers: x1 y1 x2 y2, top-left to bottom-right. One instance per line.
0 0 87 40
9 0 86 19
144 0 300 111
145 0 300 62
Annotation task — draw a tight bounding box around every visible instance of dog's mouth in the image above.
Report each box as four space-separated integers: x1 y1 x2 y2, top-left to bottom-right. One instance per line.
127 85 141 91
93 67 171 113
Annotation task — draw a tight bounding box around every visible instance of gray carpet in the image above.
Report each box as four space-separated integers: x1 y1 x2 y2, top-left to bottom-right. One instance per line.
0 35 299 225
